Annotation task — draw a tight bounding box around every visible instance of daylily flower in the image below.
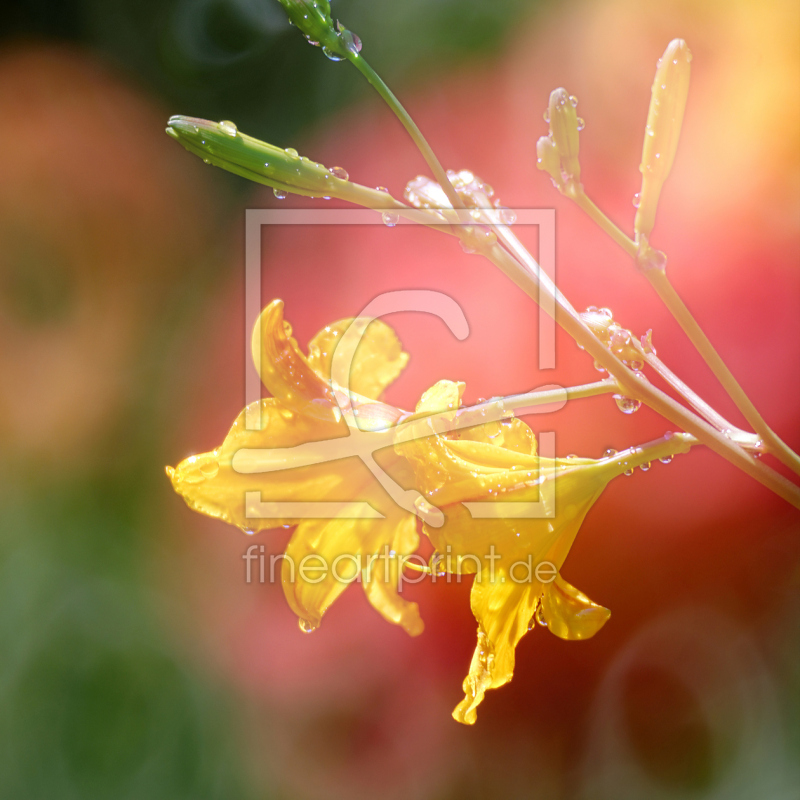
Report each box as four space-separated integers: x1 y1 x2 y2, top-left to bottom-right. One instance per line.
167 299 424 636
398 379 690 724
169 301 693 723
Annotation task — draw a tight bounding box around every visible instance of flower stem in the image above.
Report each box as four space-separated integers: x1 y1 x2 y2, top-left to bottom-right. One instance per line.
646 269 800 476
345 52 465 213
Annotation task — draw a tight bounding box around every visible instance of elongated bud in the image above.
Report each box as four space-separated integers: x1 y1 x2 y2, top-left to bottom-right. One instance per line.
635 39 692 239
165 116 346 198
547 88 581 183
276 0 361 60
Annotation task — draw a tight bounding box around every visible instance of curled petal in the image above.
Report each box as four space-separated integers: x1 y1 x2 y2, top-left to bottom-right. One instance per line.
540 575 610 640
252 300 339 423
307 317 409 401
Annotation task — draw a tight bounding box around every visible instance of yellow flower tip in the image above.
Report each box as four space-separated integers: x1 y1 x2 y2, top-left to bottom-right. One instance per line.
635 38 692 240
546 87 582 184
535 135 564 190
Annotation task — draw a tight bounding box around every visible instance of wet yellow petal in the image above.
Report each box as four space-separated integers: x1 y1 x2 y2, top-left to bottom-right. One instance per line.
168 398 357 532
540 574 610 640
454 578 539 725
282 502 422 635
362 514 424 636
252 299 339 423
307 317 409 401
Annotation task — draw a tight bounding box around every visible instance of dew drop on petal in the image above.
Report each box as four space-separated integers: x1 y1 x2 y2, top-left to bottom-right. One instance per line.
624 468 634 476
543 110 550 123
603 448 618 458
659 455 673 464
285 147 299 158
322 46 344 61
569 95 578 107
298 619 317 634
273 188 288 200
382 211 399 227
576 117 585 131
330 166 349 180
632 192 641 208
639 462 651 472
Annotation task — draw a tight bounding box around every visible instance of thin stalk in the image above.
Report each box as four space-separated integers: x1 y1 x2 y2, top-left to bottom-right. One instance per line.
481 241 800 509
568 185 800 477
647 270 800 477
346 52 465 213
641 350 760 450
330 60 800 506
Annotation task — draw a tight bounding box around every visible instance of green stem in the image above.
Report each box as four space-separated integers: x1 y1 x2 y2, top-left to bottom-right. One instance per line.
346 52 466 213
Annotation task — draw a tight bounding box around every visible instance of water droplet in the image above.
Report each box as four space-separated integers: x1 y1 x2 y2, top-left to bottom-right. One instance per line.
382 211 399 227
610 328 632 349
298 619 317 634
429 552 446 577
414 496 444 527
576 117 585 131
603 448 618 458
342 29 362 55
569 95 578 107
200 461 219 479
632 192 641 208
273 188 288 200
460 240 476 254
202 158 211 165
639 462 651 472
535 603 548 627
599 307 613 319
218 120 237 137
593 360 607 373
498 207 517 225
330 166 349 180
624 468 634 476
376 186 389 193
659 455 673 464
322 46 344 61
613 394 641 414
543 110 550 123
285 147 299 158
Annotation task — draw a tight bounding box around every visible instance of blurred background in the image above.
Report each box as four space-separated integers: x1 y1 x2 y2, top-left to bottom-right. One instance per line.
0 0 798 798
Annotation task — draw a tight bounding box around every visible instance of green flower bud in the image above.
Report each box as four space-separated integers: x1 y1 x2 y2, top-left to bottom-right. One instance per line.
635 39 692 240
276 1 361 61
165 116 345 198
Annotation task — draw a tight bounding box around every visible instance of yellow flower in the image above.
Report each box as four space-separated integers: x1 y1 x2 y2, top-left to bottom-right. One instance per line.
399 380 668 725
167 299 424 636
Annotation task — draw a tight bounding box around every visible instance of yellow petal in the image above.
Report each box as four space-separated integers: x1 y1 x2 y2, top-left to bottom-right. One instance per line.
453 577 539 725
307 317 409 401
362 514 424 636
251 299 339 423
168 398 358 532
540 574 610 640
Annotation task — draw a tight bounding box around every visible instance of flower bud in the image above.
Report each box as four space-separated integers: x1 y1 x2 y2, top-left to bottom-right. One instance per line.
547 88 581 183
635 39 692 239
165 116 346 198
276 1 361 60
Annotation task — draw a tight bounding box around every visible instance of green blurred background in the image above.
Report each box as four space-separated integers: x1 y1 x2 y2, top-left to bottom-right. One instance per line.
1 1 798 799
